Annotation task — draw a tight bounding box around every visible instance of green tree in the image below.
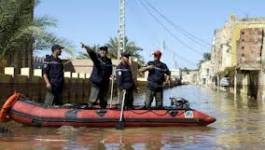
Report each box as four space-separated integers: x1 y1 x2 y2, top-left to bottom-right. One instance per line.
203 52 211 61
0 0 74 58
197 52 211 67
106 37 144 64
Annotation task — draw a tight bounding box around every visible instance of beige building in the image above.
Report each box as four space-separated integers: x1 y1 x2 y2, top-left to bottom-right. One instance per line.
210 15 265 99
170 68 181 80
198 60 213 86
181 70 199 85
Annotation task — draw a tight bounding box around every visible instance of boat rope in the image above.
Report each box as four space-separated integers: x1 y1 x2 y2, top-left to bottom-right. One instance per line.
129 109 171 117
150 110 170 116
129 110 151 115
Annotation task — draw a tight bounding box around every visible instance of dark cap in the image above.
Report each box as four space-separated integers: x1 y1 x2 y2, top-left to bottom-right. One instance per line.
52 44 64 51
121 52 131 58
99 46 108 52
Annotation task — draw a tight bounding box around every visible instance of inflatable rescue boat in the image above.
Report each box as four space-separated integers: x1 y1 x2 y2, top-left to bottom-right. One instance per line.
0 93 216 127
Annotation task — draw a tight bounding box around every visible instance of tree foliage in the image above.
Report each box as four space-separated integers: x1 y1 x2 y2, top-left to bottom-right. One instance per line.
106 37 144 64
0 0 74 58
77 37 145 64
197 52 211 67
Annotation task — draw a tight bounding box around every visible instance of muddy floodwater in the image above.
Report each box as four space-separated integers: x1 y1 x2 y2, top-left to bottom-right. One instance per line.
1 85 265 150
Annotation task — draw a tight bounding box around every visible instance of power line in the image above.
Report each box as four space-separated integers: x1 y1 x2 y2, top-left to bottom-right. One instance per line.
142 0 211 48
136 0 204 56
128 0 197 68
127 0 161 48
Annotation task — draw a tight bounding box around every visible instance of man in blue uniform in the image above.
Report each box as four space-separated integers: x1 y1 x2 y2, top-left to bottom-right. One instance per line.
116 52 134 109
43 44 64 106
139 50 171 108
81 43 112 109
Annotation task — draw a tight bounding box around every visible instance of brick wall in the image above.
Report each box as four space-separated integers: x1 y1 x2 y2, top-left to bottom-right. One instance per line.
237 28 263 66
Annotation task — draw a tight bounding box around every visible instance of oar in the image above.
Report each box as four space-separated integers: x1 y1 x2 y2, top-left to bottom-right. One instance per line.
116 90 126 129
109 68 115 108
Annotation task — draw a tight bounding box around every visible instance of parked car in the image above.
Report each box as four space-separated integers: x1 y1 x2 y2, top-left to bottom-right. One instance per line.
220 77 230 87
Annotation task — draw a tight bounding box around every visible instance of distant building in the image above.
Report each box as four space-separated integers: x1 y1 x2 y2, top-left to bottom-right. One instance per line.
181 69 199 85
170 68 181 81
198 60 213 86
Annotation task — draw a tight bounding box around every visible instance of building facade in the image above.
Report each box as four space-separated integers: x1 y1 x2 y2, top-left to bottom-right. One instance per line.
198 60 213 86
210 15 265 99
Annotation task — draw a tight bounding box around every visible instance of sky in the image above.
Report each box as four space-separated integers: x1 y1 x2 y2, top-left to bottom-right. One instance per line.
34 0 265 69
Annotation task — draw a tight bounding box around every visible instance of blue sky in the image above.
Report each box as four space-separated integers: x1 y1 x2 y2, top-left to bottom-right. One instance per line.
35 0 265 69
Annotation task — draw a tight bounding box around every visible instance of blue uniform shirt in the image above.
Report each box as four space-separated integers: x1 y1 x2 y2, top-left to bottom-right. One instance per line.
87 50 112 86
43 55 64 88
116 63 134 90
146 60 170 90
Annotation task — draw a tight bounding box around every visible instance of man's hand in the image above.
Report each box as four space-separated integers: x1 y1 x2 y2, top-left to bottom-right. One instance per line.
81 42 86 49
166 79 171 87
46 83 52 90
146 65 154 70
80 42 91 51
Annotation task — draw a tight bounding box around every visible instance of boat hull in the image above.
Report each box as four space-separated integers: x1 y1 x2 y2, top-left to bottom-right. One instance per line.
8 100 215 127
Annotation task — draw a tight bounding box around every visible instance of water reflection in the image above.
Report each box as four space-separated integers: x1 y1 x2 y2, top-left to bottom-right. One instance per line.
1 85 265 149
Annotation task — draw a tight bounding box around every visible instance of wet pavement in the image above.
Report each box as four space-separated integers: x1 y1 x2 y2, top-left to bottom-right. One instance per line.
1 85 265 150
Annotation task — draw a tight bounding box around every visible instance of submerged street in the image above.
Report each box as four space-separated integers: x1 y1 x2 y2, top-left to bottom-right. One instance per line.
1 85 265 149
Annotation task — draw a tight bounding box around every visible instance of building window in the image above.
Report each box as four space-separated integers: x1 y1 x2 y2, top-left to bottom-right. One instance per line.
203 78 206 85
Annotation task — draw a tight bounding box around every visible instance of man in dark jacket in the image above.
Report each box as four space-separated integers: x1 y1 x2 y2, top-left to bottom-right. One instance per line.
116 52 134 109
81 43 112 109
139 50 171 108
43 44 65 106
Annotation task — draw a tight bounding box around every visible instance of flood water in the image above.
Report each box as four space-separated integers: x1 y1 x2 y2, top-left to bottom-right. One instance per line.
1 85 265 150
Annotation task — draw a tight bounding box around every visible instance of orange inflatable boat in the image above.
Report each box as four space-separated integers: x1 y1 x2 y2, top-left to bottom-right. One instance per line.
0 93 216 127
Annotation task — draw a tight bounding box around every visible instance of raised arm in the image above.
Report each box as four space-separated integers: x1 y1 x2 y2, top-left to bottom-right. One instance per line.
81 42 100 65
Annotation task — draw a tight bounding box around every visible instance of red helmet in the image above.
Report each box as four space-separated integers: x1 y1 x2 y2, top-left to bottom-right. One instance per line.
152 50 162 57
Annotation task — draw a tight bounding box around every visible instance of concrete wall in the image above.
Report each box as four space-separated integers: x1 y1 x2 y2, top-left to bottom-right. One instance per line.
0 67 103 105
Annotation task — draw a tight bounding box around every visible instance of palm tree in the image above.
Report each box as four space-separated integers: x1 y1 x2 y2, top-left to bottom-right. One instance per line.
0 0 74 69
106 37 144 64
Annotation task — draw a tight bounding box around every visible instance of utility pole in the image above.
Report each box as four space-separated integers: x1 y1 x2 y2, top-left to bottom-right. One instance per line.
118 0 126 57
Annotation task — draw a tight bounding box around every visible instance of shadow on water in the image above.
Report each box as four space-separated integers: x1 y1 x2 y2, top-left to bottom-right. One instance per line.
1 85 265 149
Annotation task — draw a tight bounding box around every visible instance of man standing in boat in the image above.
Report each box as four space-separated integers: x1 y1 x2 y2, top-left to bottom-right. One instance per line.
139 50 171 108
43 44 65 106
81 43 112 109
116 52 135 109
